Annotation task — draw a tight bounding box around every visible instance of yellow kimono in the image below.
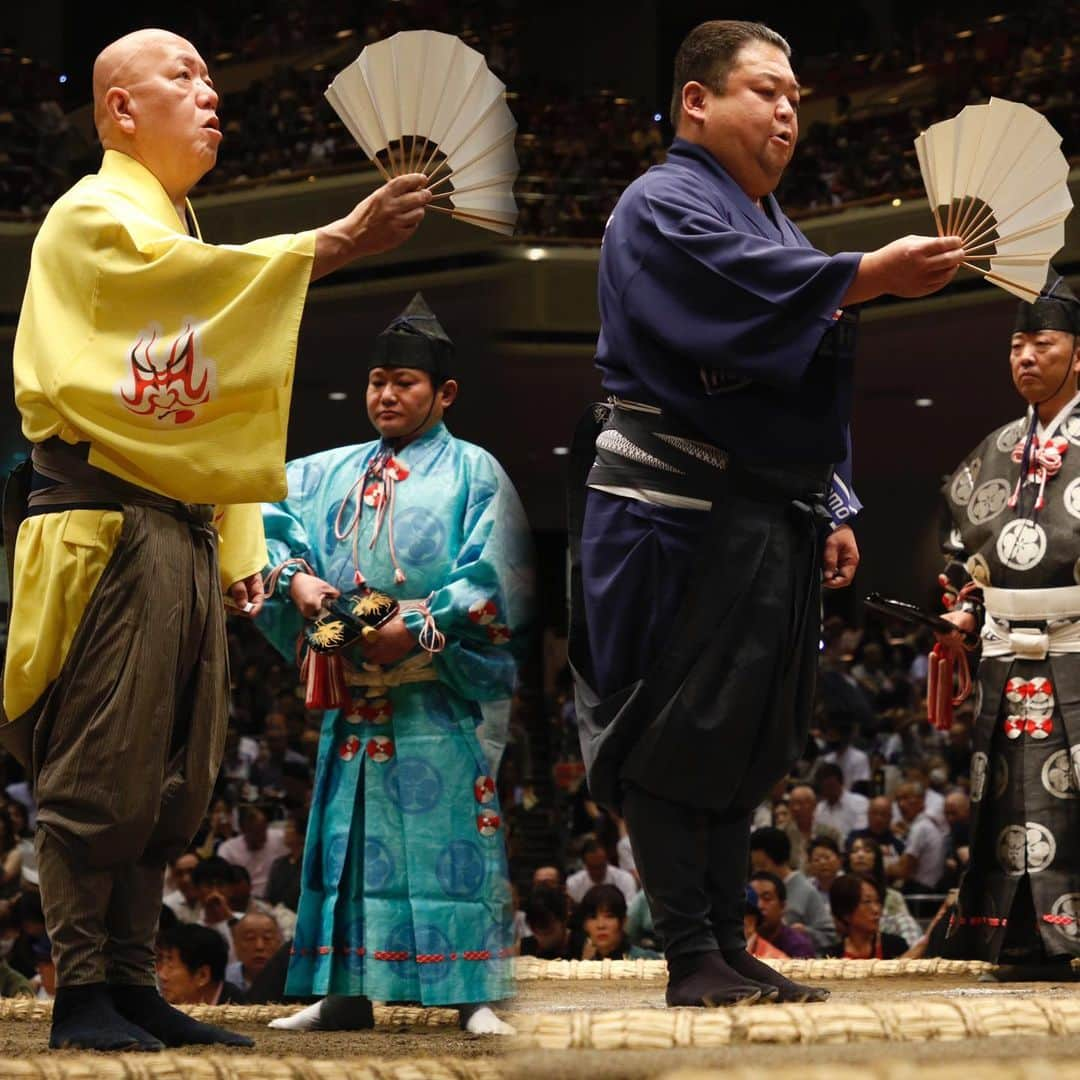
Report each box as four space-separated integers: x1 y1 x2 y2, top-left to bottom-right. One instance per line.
5 150 315 721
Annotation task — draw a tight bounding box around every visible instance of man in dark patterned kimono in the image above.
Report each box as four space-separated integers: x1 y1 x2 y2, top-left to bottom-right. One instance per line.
939 274 1080 975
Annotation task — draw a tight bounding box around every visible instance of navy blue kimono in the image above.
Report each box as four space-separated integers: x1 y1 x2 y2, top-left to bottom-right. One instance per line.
573 138 864 813
597 138 861 471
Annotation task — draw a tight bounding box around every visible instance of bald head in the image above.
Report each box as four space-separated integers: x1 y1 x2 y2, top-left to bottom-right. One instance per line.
232 911 281 977
91 29 221 205
94 29 187 138
944 791 970 826
788 785 816 829
896 781 925 822
867 796 892 834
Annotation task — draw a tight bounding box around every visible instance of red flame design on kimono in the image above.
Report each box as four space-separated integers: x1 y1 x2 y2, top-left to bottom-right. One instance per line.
119 324 214 424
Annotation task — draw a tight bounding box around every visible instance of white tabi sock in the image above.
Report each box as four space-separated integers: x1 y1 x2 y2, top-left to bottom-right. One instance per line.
459 1004 516 1036
268 999 327 1030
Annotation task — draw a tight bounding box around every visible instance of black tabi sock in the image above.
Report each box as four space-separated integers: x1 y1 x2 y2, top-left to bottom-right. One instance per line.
664 949 766 1007
51 983 164 1052
666 951 710 983
720 948 829 1002
318 994 375 1030
108 984 255 1047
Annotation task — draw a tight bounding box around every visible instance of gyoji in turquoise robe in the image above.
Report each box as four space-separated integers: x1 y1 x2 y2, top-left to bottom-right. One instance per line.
257 420 532 1005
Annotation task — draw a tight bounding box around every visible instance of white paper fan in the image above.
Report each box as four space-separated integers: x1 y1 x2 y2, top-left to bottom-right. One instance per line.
914 97 1072 301
325 30 519 236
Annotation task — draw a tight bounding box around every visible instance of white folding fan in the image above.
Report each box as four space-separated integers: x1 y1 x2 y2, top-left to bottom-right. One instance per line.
325 30 519 236
914 97 1072 301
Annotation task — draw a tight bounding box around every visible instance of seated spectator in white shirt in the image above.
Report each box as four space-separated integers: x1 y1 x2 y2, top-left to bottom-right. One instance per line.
163 852 201 924
566 835 637 907
813 763 868 845
891 765 948 834
821 717 871 791
216 805 287 900
224 911 282 993
788 784 836 868
848 796 905 859
887 782 946 893
749 826 837 951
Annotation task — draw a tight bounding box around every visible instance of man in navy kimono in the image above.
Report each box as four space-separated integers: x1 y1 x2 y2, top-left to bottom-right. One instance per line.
569 19 966 1007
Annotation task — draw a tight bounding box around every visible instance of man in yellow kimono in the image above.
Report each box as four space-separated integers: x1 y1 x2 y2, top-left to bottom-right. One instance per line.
2 28 430 1052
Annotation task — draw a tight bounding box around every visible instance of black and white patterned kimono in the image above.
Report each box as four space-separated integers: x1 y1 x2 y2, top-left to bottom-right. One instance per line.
942 392 1080 961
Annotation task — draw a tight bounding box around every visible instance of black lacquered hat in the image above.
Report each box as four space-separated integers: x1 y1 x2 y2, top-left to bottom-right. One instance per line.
368 292 454 380
1014 269 1080 335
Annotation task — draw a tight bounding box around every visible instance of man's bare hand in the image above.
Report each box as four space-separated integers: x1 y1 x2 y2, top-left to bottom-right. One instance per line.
313 174 431 280
290 572 341 619
226 572 265 618
360 613 416 667
844 235 965 304
822 524 859 589
936 607 977 643
872 235 966 297
352 173 432 256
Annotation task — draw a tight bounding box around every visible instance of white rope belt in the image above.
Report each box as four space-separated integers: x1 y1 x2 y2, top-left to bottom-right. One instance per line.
343 652 439 690
982 584 1080 660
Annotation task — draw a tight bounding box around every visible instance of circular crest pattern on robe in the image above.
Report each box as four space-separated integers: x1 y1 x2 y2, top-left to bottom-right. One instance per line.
943 402 1080 960
945 411 1080 589
255 424 532 1004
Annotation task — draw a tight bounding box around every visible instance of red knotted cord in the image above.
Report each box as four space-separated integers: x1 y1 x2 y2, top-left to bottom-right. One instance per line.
927 638 974 731
927 579 979 731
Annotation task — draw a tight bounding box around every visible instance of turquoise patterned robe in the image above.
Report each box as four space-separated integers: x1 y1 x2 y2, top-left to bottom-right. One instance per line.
257 422 532 1005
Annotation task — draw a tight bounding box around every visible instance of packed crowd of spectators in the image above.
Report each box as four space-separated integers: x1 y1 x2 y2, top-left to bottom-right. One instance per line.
535 612 974 963
3 6 1077 231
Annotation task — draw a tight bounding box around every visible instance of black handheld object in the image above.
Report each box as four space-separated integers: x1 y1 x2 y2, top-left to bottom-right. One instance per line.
304 587 399 654
863 592 973 642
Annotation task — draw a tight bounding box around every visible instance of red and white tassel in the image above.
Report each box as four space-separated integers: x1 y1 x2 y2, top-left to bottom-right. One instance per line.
927 639 973 732
300 648 350 709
